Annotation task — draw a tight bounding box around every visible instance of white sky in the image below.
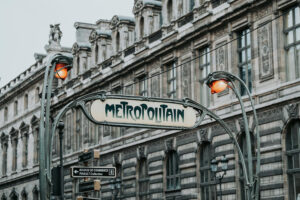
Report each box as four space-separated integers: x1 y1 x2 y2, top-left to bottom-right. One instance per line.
0 0 133 87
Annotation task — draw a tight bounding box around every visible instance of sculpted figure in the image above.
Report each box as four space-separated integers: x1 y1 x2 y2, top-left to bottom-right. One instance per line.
49 24 62 45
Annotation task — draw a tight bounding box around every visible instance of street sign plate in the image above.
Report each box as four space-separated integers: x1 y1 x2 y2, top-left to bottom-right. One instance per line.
78 180 100 193
71 166 116 178
78 152 93 162
78 150 100 162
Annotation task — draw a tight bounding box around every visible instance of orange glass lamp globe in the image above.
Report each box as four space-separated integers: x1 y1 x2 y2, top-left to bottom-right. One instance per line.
54 63 68 80
210 80 228 94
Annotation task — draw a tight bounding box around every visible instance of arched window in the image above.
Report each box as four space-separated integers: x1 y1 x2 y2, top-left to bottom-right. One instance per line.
286 120 300 199
24 94 28 110
166 150 180 190
9 188 18 200
138 157 149 199
167 0 173 23
116 32 120 53
238 132 256 200
35 87 40 103
1 194 7 200
21 188 27 200
14 101 18 116
140 17 144 39
199 142 215 200
32 185 39 200
77 56 80 75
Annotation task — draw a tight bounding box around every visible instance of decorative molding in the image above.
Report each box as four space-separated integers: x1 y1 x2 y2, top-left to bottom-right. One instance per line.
197 129 210 144
258 22 274 81
113 153 121 165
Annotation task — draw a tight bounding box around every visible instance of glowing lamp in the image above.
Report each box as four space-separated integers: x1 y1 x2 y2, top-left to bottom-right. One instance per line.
209 80 228 94
55 63 68 80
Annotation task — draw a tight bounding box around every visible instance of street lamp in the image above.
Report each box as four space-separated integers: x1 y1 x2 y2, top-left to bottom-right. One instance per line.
39 53 72 200
205 71 260 200
210 155 228 200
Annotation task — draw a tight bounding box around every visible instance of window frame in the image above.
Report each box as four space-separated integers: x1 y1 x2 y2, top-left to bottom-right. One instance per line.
237 29 252 96
166 150 180 191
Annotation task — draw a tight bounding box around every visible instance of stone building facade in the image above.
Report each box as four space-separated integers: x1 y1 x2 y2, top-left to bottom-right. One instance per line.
1 0 300 199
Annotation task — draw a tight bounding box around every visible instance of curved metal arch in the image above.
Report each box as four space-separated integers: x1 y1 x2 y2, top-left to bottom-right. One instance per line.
47 92 250 194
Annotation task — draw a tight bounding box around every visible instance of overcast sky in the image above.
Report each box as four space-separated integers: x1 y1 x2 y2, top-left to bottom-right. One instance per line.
0 0 133 87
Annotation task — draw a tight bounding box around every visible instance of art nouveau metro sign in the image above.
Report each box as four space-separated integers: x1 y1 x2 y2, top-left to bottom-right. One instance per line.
90 98 198 129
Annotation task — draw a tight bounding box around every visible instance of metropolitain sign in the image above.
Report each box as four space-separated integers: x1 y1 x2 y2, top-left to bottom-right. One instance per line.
90 98 198 129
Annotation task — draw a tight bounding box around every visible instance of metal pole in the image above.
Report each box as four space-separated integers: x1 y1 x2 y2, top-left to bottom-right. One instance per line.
58 121 65 200
219 178 222 200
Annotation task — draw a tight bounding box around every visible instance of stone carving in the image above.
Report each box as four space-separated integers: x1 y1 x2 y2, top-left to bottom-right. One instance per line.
111 15 120 28
214 26 227 38
197 129 209 144
258 24 273 81
49 24 62 46
287 103 298 118
254 4 272 20
113 153 121 165
134 0 143 13
89 30 98 44
137 146 146 159
181 60 191 98
165 139 174 152
151 73 160 97
72 43 80 55
238 118 245 132
216 42 227 71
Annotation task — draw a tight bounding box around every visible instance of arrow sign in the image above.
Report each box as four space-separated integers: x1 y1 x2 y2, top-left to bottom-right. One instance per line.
71 166 116 178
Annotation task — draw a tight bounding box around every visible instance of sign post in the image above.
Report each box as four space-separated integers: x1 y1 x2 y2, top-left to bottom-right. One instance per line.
71 167 116 178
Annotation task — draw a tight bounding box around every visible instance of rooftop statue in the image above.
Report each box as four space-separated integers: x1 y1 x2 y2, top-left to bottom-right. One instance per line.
49 24 62 46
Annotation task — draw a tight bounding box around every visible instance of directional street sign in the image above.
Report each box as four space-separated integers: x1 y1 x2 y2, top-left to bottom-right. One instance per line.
78 150 100 162
78 180 101 193
71 166 116 178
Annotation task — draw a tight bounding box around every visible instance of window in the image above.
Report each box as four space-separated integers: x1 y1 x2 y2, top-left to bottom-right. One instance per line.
238 132 256 200
138 158 149 199
167 63 177 99
76 108 82 150
10 129 18 172
167 0 173 23
24 94 28 110
14 101 18 116
1 137 8 176
238 29 252 96
95 43 99 64
139 76 148 96
284 6 300 80
32 185 39 200
4 107 8 121
189 0 195 11
116 32 120 53
77 56 80 75
199 47 211 107
166 151 180 190
140 17 144 39
35 87 40 103
66 113 72 150
199 142 215 200
22 132 28 168
33 127 39 164
211 0 227 8
286 120 300 199
21 189 27 200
